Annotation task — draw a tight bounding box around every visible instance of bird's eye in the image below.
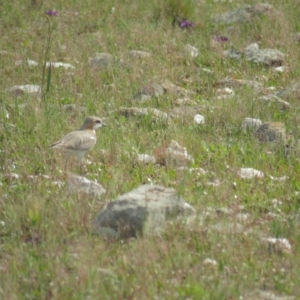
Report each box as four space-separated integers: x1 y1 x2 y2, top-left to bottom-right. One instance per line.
96 120 101 123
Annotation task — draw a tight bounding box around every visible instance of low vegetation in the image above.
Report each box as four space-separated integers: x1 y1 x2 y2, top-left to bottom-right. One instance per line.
0 0 300 299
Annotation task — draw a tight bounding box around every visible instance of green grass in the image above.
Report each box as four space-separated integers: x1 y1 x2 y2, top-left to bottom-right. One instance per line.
1 0 300 299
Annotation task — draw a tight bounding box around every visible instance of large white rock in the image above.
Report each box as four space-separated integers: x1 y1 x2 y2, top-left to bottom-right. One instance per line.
93 184 195 239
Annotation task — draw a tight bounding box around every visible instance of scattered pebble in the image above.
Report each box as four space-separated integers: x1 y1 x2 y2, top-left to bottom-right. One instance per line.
9 85 41 97
118 107 171 123
67 175 106 199
46 62 75 69
15 59 39 67
174 98 197 106
127 50 151 58
257 94 290 110
242 117 262 132
133 82 164 102
262 237 292 254
203 258 218 267
90 52 118 70
194 114 205 124
237 168 264 179
137 154 156 164
184 44 199 58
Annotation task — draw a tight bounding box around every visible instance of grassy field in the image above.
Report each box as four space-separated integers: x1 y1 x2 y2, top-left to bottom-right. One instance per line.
1 0 300 299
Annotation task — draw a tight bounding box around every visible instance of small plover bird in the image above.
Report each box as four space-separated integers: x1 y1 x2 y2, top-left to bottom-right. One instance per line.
51 116 106 171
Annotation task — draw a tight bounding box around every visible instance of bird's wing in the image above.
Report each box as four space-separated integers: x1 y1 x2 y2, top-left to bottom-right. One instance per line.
51 130 96 151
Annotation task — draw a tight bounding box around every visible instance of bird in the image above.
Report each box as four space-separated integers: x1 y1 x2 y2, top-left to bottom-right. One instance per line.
50 116 106 171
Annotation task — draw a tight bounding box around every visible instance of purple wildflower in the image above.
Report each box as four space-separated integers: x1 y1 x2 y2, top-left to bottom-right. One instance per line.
179 19 194 29
45 10 59 17
215 36 229 42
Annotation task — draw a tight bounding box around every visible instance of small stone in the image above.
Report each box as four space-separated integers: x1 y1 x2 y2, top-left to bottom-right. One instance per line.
46 62 75 69
15 59 39 67
194 114 205 124
242 118 262 132
201 68 213 74
223 48 243 60
9 85 41 97
214 87 235 100
127 50 151 58
243 289 295 300
214 78 264 94
216 87 234 96
174 98 197 106
184 44 199 57
203 258 218 267
67 175 106 199
137 154 156 164
262 237 292 254
118 107 171 123
161 80 195 97
90 53 118 70
276 82 300 100
237 168 264 179
133 83 164 101
269 175 288 182
169 106 202 120
273 66 288 73
257 94 290 110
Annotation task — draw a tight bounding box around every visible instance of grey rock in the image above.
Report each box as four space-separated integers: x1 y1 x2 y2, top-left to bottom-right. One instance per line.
276 82 300 100
9 85 41 97
261 237 292 255
169 106 203 121
133 83 164 102
257 94 290 110
174 97 197 106
214 78 264 94
93 184 195 239
242 117 263 132
223 48 243 60
254 122 286 143
237 168 264 179
118 107 171 123
244 43 284 66
212 3 275 25
90 53 118 70
137 154 156 164
46 62 75 69
161 80 195 97
15 59 39 67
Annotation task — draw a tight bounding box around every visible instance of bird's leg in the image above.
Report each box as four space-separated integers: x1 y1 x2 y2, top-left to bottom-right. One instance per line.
64 157 68 172
79 157 84 174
